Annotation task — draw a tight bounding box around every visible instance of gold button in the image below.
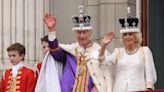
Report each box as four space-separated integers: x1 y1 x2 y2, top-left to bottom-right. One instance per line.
7 81 11 84
8 76 12 79
16 86 20 89
16 81 20 84
18 71 22 74
16 76 21 79
7 86 10 89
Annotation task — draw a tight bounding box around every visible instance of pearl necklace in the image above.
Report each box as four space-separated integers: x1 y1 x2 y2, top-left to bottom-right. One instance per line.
125 47 138 55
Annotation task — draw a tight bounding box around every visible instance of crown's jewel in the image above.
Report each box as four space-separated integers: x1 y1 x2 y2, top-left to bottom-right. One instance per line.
119 7 140 33
72 5 92 31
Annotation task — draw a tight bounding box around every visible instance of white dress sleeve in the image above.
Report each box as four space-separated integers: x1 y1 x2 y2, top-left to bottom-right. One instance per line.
101 48 119 65
144 46 157 89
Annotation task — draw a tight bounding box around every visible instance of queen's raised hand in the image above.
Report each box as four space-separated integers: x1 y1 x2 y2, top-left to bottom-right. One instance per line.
101 32 115 47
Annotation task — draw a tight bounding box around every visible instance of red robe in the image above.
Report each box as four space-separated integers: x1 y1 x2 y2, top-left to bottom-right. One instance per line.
0 66 35 92
35 63 42 80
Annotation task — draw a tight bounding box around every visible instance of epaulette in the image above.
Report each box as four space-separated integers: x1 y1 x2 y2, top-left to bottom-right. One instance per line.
2 70 6 80
115 48 123 62
139 46 146 62
24 64 37 78
35 62 41 76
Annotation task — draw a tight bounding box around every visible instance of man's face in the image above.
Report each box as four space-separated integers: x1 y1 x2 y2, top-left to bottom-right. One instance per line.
8 51 24 65
41 41 49 55
75 30 92 47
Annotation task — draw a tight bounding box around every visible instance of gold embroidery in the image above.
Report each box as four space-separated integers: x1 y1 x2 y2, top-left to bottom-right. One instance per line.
8 79 16 92
7 86 10 89
73 48 91 92
15 86 20 89
18 71 22 74
7 68 23 92
16 81 20 84
75 51 90 77
8 76 12 79
16 76 21 79
7 81 11 84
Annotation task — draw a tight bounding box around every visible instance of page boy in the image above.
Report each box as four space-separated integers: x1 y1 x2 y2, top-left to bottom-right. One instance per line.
0 43 35 92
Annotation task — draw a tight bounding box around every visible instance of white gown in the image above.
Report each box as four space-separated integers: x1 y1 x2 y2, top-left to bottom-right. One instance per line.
102 46 157 92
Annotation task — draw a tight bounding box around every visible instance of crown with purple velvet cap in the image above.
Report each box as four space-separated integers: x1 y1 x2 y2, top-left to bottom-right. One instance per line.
72 5 92 31
119 7 140 33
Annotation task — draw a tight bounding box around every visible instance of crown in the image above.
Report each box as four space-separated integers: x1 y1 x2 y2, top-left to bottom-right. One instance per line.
119 7 140 33
72 5 92 31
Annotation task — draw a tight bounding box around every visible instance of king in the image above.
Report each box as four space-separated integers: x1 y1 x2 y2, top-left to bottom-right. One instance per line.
41 5 114 92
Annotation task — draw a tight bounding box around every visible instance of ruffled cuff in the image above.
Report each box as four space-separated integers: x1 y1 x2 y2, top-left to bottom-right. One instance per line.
146 82 154 89
48 31 56 41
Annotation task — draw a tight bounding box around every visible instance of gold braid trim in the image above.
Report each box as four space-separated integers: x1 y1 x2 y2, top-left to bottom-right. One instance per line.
73 48 90 92
49 47 60 52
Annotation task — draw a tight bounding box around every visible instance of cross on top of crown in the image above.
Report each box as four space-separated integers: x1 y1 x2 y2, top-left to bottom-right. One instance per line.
79 5 84 15
127 7 131 17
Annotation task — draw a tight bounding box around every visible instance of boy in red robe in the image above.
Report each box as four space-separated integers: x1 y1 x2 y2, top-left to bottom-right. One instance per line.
0 43 35 92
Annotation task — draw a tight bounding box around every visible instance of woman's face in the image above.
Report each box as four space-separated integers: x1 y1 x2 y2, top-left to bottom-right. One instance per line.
122 32 136 46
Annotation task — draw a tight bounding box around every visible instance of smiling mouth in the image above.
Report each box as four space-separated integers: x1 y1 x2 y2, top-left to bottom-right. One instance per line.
126 39 132 41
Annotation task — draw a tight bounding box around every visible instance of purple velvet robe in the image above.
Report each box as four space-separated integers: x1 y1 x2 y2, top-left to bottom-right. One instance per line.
49 39 94 92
